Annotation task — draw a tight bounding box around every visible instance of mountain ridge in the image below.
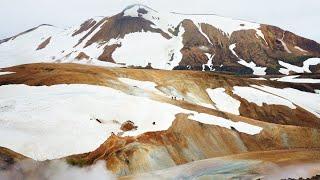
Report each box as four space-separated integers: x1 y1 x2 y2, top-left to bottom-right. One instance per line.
1 4 319 75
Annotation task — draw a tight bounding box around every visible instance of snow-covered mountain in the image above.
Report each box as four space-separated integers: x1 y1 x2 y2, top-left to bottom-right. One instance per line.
1 4 320 75
1 4 320 180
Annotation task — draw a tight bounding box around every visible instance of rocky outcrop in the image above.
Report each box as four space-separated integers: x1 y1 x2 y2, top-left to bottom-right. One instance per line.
82 11 170 48
180 22 320 74
75 52 90 60
98 44 121 62
36 37 51 50
72 18 97 37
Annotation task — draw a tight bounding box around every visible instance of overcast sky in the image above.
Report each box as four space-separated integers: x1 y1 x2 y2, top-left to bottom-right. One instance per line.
1 0 319 42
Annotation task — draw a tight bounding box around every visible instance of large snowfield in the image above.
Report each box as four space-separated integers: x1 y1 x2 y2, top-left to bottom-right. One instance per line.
0 83 263 160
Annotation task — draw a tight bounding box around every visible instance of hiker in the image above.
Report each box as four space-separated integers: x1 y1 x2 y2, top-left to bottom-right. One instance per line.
230 126 237 131
95 118 102 123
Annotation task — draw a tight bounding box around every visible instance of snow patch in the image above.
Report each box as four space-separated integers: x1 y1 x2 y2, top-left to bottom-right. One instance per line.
303 58 320 73
233 86 296 109
255 29 267 43
175 14 264 38
250 77 267 80
252 85 320 118
206 88 240 115
229 44 266 75
0 71 15 76
197 23 213 45
112 30 184 70
191 113 262 135
202 53 215 71
118 78 163 95
186 92 215 109
272 75 320 84
238 60 267 76
278 58 320 75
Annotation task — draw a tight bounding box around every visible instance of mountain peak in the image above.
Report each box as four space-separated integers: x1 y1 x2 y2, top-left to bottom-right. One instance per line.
123 4 158 15
0 5 319 74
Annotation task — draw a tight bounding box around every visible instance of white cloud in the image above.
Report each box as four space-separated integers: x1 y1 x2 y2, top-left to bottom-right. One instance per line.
0 0 319 42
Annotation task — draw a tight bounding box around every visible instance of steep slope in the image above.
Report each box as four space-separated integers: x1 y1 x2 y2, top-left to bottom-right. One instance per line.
1 4 319 75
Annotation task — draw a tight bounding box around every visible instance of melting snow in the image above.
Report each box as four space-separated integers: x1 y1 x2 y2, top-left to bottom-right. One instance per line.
191 113 262 135
202 53 215 71
233 86 296 109
229 44 266 75
206 88 240 115
118 78 163 95
250 77 267 80
303 58 320 72
278 58 320 75
279 61 304 75
272 75 320 84
0 71 14 76
252 85 320 118
197 23 213 45
237 60 267 76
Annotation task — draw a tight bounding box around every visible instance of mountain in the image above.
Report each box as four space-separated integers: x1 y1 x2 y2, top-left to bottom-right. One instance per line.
1 4 320 75
0 4 320 179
